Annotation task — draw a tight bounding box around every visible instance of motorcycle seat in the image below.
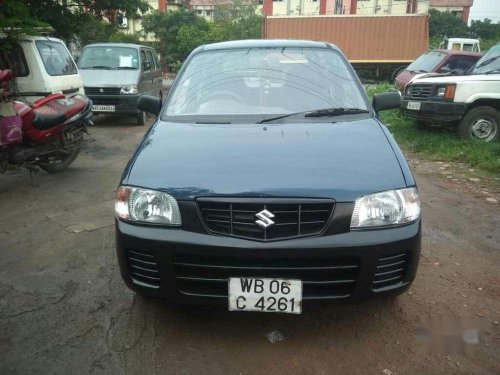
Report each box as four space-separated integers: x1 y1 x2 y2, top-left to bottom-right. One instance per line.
32 112 66 130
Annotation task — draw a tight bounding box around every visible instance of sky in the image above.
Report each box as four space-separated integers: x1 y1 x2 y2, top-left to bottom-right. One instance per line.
469 0 500 24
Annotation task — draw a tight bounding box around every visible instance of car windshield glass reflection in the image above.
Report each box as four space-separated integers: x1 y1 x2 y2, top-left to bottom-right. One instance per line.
165 47 368 118
78 47 139 70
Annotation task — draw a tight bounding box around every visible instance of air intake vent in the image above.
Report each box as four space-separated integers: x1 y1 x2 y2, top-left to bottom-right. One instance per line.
172 254 360 299
126 248 160 288
84 87 121 95
373 252 408 291
409 85 433 99
198 199 334 241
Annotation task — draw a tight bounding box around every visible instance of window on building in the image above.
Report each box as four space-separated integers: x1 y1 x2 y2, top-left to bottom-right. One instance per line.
452 10 463 19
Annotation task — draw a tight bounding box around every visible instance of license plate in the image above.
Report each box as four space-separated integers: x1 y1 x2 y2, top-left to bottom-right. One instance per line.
92 105 115 112
229 277 302 314
407 101 421 111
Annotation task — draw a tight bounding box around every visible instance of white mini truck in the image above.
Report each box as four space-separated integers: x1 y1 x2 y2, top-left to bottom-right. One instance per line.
401 44 500 141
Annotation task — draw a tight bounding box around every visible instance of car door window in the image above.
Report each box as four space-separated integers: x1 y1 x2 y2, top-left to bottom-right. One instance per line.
145 50 155 71
152 52 160 71
0 43 29 77
141 50 150 71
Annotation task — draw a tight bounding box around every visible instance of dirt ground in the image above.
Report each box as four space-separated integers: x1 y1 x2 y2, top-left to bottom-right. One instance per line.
0 116 499 375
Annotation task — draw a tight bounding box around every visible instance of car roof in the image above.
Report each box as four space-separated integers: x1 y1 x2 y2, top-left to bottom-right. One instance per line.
431 49 482 57
447 38 480 43
83 43 152 49
194 39 335 53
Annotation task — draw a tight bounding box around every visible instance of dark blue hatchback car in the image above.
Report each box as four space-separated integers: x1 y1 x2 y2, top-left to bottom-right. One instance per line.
115 40 421 314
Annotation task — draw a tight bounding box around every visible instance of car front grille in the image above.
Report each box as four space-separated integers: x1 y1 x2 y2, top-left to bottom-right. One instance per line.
372 252 409 291
126 248 160 288
197 199 334 241
91 98 120 105
172 254 360 299
408 85 433 99
84 87 121 95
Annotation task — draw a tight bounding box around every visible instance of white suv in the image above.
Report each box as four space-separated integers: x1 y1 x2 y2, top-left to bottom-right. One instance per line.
401 44 500 142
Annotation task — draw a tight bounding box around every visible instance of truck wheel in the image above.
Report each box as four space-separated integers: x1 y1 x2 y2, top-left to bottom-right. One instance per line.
137 111 146 126
458 106 499 142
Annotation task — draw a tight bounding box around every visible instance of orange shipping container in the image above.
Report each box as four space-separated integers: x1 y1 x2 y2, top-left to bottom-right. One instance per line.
263 15 429 64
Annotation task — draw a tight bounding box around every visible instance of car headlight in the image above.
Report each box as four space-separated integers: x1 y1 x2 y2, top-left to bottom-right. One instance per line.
115 186 181 225
436 84 455 100
351 188 420 229
120 84 138 94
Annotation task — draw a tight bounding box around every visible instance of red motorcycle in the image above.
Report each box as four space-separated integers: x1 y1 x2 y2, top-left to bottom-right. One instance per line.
0 69 93 173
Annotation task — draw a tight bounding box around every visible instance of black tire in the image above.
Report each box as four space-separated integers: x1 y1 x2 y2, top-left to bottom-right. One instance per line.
137 111 146 126
458 106 500 142
38 147 80 173
391 65 407 82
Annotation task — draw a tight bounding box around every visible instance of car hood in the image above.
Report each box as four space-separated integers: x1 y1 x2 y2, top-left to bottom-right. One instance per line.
79 69 139 87
123 119 407 202
411 74 500 85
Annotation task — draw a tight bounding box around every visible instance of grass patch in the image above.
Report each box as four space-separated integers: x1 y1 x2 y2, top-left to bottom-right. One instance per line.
366 83 500 175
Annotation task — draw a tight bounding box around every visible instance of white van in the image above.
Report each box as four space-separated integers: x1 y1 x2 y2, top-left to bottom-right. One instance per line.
0 35 84 103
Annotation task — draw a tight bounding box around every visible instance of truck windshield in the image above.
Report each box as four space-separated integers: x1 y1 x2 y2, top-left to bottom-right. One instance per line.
471 45 500 74
78 46 139 70
164 47 368 118
406 51 447 73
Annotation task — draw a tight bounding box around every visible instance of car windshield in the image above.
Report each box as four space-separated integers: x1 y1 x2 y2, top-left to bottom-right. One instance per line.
78 46 139 69
35 40 77 76
406 51 447 73
471 45 500 74
164 47 368 119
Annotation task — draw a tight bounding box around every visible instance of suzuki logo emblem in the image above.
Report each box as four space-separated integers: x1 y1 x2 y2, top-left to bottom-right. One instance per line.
99 88 104 93
255 209 275 229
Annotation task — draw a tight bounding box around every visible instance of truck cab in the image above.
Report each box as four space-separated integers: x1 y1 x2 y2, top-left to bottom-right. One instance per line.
439 38 481 53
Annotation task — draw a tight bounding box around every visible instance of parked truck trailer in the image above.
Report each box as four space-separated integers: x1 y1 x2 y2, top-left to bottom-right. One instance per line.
263 14 429 81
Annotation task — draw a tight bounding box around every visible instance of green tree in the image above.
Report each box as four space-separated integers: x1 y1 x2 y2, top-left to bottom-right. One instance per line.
428 9 468 39
215 0 262 40
108 31 142 44
469 18 500 40
0 0 50 34
142 8 199 67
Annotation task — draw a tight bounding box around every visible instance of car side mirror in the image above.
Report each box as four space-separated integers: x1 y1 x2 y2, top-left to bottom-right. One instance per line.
138 95 161 115
142 61 152 71
372 92 401 113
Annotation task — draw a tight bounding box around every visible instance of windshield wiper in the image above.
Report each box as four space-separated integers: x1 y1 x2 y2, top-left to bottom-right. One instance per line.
258 108 369 123
409 69 428 73
304 107 370 118
116 66 137 70
484 69 500 75
80 65 112 70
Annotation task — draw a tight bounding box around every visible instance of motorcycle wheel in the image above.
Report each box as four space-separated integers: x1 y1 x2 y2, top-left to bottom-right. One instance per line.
38 147 80 173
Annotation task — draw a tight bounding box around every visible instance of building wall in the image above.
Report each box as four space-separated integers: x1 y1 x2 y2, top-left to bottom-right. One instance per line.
356 0 429 15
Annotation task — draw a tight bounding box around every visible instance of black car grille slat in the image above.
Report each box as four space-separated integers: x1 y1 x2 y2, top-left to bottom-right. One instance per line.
372 252 409 290
84 86 121 95
408 85 434 99
173 254 360 299
198 200 334 241
126 248 160 288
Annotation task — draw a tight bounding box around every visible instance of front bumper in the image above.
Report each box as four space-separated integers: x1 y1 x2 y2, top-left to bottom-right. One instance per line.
115 202 421 305
401 99 467 123
88 94 140 114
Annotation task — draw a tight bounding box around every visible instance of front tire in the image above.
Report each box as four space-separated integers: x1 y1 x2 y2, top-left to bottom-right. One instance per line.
458 106 499 142
136 111 146 126
39 147 80 173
